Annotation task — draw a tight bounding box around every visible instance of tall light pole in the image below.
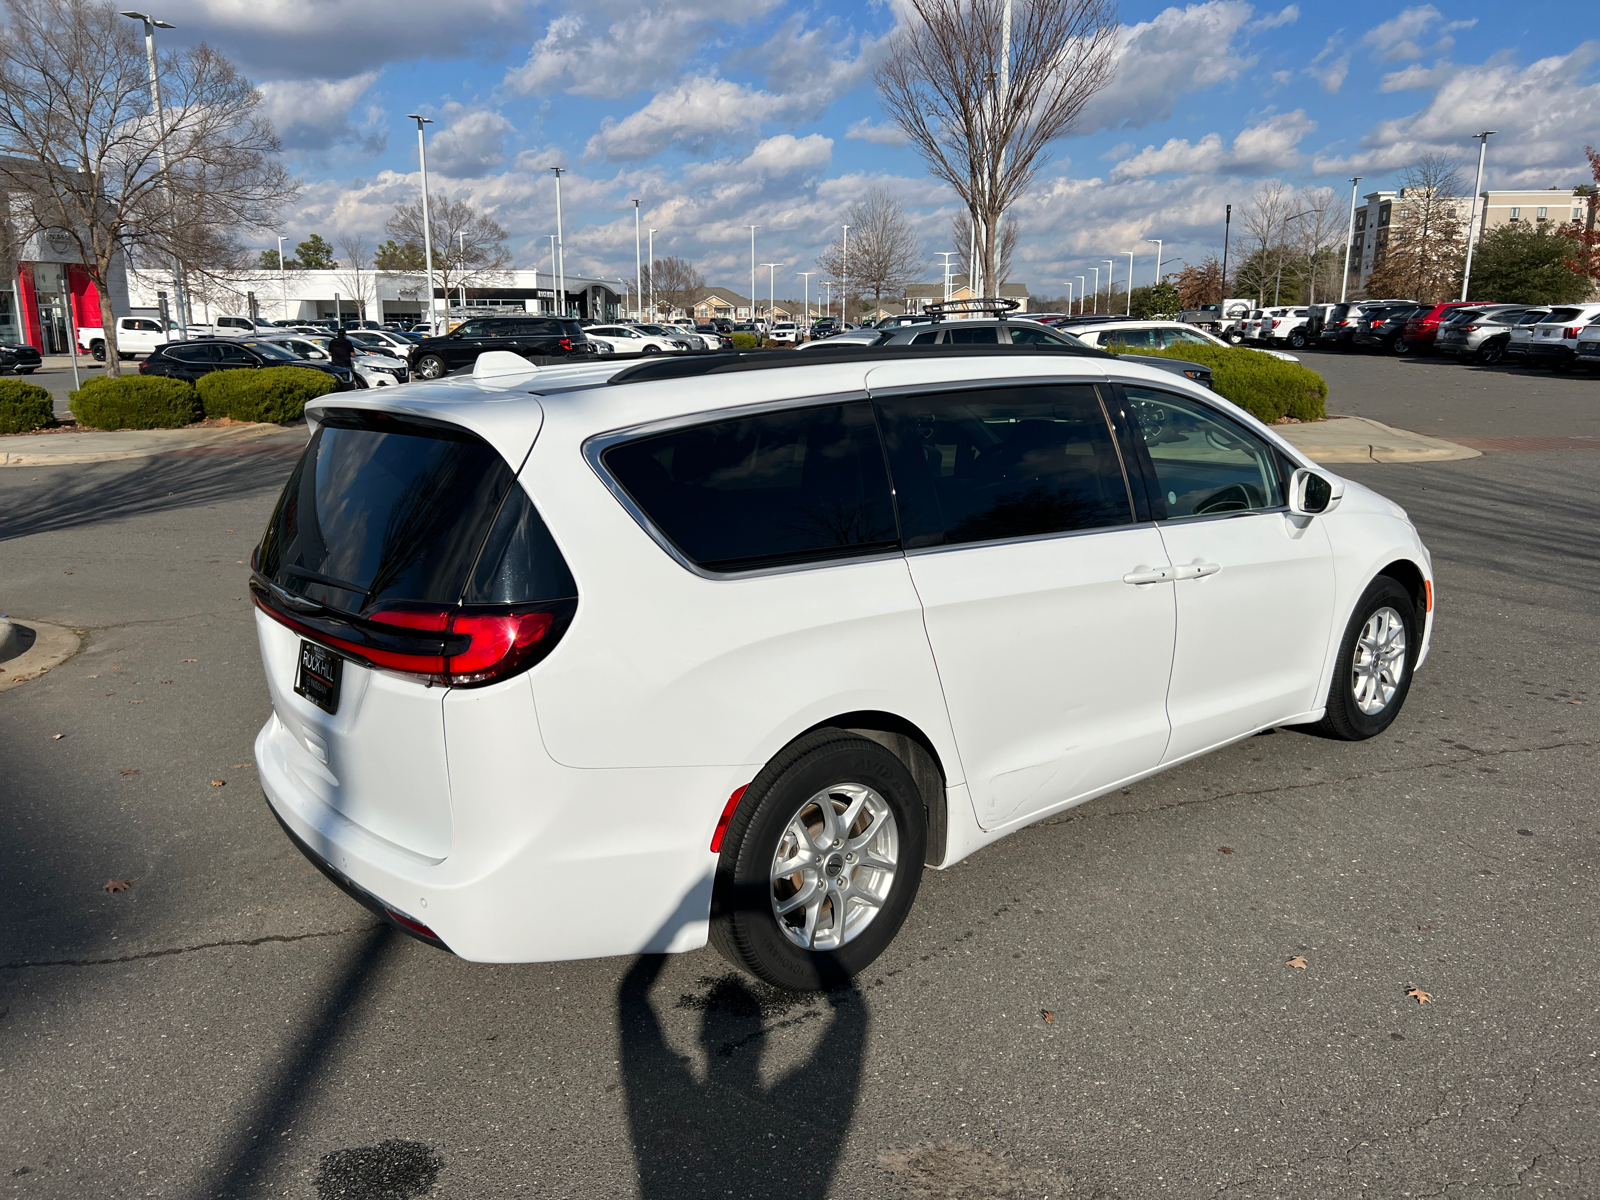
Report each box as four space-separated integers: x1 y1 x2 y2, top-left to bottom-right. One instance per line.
457 230 467 313
547 235 557 311
549 167 566 317
798 271 814 330
1089 268 1099 313
1076 276 1085 316
1123 250 1134 315
1221 204 1233 306
938 251 956 303
1461 132 1497 302
1102 259 1114 311
632 199 642 320
1148 238 1163 288
120 10 188 340
1339 178 1361 303
763 263 779 322
841 225 850 323
406 114 439 331
647 229 657 316
276 235 287 322
748 225 758 320
823 281 833 322
1064 282 1073 314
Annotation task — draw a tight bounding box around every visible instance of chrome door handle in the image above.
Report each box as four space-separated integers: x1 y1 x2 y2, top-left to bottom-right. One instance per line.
1173 560 1222 580
1123 565 1176 585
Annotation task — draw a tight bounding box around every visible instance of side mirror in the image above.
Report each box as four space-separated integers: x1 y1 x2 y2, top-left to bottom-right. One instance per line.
1289 467 1344 516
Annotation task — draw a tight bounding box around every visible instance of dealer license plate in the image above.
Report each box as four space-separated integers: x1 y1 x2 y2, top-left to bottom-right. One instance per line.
294 640 343 714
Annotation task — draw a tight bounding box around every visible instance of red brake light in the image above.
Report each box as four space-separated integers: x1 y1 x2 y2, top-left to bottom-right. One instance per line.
1565 327 1581 339
710 785 750 853
558 337 573 351
446 611 554 682
369 608 450 632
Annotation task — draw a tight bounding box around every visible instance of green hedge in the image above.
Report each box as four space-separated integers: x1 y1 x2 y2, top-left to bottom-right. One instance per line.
68 375 199 430
198 366 338 423
727 332 760 350
1110 344 1327 423
0 378 54 434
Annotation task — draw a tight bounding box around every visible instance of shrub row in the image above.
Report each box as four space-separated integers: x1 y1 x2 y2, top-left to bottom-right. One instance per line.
0 379 54 434
1110 344 1327 423
67 367 336 429
726 332 760 350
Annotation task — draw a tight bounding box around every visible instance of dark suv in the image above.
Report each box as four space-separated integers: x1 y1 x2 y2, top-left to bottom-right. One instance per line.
140 339 359 388
1352 305 1423 354
1 340 43 374
408 316 596 379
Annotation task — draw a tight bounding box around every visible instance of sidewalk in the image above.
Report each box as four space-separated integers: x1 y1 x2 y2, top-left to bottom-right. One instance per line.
1275 415 1481 464
0 421 300 467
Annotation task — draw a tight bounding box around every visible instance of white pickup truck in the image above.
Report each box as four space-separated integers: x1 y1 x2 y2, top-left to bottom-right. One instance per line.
77 316 176 360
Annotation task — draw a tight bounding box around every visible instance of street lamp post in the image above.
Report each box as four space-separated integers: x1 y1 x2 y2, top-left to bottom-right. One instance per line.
748 226 758 321
1340 178 1361 303
632 199 642 321
937 252 956 303
457 230 466 314
276 235 287 321
841 225 850 323
1089 268 1099 313
1149 238 1163 288
647 229 657 316
549 166 566 318
1221 204 1233 306
798 272 814 333
1123 250 1134 315
762 264 779 325
1064 282 1073 314
406 114 439 332
1076 276 1085 316
120 10 188 341
823 281 833 322
1102 259 1114 312
1461 132 1497 301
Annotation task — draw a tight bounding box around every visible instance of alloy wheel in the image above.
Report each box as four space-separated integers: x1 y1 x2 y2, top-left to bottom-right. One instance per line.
769 782 898 952
415 354 445 379
1351 606 1407 715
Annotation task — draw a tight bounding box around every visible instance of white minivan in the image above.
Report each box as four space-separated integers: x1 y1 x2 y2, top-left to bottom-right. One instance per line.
251 344 1433 990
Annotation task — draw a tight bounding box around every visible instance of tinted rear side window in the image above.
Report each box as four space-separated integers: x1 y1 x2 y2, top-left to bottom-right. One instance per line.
875 385 1132 549
603 402 897 572
257 411 572 613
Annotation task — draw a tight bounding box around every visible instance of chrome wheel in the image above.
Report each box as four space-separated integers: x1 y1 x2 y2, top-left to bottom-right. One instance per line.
415 354 446 379
1352 606 1407 715
769 782 898 951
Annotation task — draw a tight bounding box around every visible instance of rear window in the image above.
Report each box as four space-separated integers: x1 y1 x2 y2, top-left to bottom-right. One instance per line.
602 402 897 573
1545 309 1582 322
256 410 574 614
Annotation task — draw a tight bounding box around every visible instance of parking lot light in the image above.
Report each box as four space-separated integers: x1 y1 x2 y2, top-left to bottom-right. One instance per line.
407 115 439 332
1461 132 1497 302
1340 177 1361 303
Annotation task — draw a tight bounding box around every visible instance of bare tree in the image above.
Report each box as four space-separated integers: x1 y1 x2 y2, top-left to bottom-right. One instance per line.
1365 155 1468 303
644 255 704 316
952 210 1018 287
386 193 511 308
1235 182 1292 305
335 234 378 322
876 0 1118 299
1291 186 1343 304
815 187 922 315
0 0 295 374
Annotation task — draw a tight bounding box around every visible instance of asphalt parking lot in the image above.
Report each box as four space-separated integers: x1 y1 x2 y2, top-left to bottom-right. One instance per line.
1 350 1595 1199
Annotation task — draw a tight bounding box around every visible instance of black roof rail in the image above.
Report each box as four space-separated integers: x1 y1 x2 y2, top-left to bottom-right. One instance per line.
605 342 1113 386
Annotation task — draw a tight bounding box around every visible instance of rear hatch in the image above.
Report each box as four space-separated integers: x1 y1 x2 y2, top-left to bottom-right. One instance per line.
252 408 577 859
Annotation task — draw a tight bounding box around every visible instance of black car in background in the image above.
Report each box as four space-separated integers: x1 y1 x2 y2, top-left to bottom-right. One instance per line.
1352 305 1422 354
138 339 360 388
406 316 595 379
1 341 43 374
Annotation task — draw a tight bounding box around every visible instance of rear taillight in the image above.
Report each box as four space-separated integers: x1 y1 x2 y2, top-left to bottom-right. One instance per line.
1271 319 1281 328
558 337 573 351
1462 325 1478 332
253 590 572 687
138 361 149 374
1565 327 1581 339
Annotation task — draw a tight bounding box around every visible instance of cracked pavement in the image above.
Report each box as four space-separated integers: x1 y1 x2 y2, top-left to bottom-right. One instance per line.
0 356 1595 1198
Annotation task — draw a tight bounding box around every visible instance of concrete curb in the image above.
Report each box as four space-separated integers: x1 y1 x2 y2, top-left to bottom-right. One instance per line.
1276 415 1482 465
0 620 81 693
0 422 292 468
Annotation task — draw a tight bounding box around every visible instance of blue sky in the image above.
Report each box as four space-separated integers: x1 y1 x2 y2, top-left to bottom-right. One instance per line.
154 1 1600 299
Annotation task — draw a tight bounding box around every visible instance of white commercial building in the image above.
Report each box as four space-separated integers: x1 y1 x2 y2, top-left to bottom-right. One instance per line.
125 266 627 325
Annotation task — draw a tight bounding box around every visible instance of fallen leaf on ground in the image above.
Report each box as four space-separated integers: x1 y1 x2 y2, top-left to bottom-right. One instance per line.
209 779 225 787
1040 1010 1055 1024
232 763 249 769
88 674 99 679
63 570 72 575
1286 956 1308 969
102 878 137 893
1218 846 1234 855
119 768 139 776
226 529 234 533
1418 924 1436 931
129 699 144 705
103 691 114 696
51 733 64 740
1407 988 1433 1005
181 659 197 663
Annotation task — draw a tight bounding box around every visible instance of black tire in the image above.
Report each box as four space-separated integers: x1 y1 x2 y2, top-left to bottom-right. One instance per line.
1318 577 1420 741
90 341 106 362
1478 338 1506 365
1392 337 1410 355
710 729 926 991
1225 330 1243 345
1288 330 1307 349
641 344 660 354
414 353 446 379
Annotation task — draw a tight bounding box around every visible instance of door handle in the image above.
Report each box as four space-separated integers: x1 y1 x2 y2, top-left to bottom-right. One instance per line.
1173 560 1222 580
1123 565 1176 585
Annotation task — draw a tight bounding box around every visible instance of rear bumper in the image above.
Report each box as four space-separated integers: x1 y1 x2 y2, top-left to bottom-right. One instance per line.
1525 344 1573 359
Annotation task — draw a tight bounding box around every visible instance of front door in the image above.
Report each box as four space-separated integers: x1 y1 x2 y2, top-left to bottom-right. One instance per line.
872 379 1176 831
1117 383 1336 762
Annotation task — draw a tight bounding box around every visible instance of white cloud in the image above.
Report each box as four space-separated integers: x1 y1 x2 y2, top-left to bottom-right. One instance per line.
1378 61 1460 93
505 6 712 100
1254 5 1299 31
584 76 783 161
427 108 515 177
740 134 834 176
1111 110 1316 180
256 73 385 155
846 118 910 147
1313 42 1600 183
1361 5 1477 63
1307 36 1350 93
1270 69 1293 85
1077 2 1258 134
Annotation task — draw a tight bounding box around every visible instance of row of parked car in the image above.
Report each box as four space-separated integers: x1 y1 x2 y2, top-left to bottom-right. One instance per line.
1224 300 1600 372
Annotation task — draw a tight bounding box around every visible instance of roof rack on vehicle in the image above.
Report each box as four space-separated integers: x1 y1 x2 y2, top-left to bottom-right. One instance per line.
919 297 1019 321
605 340 1110 386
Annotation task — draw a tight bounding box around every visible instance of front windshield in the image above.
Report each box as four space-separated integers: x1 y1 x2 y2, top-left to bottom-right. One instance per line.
241 341 300 361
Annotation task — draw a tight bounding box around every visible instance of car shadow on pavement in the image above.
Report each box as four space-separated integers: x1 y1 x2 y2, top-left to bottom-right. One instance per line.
618 954 868 1200
0 447 300 543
